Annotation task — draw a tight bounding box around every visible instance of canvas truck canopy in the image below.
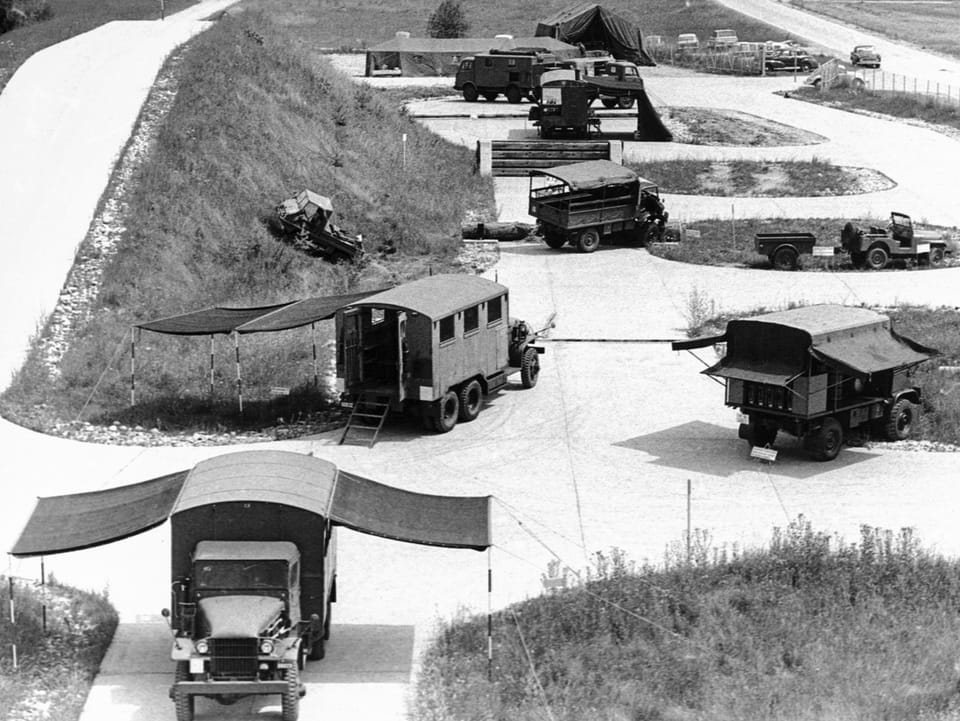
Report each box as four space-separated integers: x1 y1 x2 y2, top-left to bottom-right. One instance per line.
11 451 493 557
345 274 507 321
531 160 640 191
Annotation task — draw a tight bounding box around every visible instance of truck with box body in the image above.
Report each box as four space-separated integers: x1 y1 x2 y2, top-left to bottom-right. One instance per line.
841 212 947 269
528 73 601 138
672 305 937 461
455 49 560 103
335 274 544 433
529 160 668 251
163 453 338 721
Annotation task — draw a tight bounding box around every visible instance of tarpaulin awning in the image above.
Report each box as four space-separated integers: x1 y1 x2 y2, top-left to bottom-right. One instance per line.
704 360 802 386
135 290 384 336
810 330 937 378
535 3 655 66
531 160 638 191
10 451 492 557
671 333 726 351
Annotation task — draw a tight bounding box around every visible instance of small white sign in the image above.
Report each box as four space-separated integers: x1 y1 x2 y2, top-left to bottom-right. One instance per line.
812 246 837 256
916 242 930 254
419 386 434 401
190 658 205 674
750 446 778 463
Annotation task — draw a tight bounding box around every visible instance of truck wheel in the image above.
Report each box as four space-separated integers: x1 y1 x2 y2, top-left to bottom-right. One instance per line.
617 96 635 109
884 398 915 440
809 417 843 461
505 85 522 104
930 247 945 266
865 246 888 270
308 635 325 660
520 347 540 388
462 83 479 102
544 233 566 249
281 667 300 721
771 246 799 271
458 380 483 422
601 97 618 109
850 251 867 268
432 391 459 433
174 663 194 721
482 92 498 102
576 228 601 253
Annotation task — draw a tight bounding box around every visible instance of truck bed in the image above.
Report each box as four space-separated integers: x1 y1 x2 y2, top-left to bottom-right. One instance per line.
754 232 817 255
530 191 639 230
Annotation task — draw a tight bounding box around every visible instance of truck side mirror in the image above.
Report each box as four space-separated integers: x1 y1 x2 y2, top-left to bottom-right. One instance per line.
161 608 170 618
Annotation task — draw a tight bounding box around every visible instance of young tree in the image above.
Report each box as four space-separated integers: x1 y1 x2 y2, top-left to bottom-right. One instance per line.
426 0 469 38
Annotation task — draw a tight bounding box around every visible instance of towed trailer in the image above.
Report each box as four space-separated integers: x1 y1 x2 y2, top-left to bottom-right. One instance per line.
335 274 544 439
672 305 937 461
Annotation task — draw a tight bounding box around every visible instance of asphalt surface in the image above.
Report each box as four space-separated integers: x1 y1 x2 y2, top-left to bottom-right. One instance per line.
2 3 960 721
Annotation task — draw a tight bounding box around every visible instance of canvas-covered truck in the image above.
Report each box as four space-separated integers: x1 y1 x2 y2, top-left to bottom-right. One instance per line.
672 305 937 461
163 454 338 721
840 212 947 269
335 274 545 438
529 160 668 251
755 232 838 270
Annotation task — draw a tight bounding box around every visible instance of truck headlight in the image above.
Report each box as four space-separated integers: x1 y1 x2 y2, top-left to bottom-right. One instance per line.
195 640 209 655
259 639 275 655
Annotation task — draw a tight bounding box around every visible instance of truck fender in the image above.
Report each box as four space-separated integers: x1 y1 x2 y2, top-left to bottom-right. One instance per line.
891 388 921 406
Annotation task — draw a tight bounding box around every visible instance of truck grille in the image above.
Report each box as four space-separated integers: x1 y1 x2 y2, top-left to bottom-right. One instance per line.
209 638 259 679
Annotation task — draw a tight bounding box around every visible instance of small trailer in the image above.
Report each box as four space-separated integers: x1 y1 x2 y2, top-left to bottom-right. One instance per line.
335 274 544 440
529 160 668 251
672 305 937 461
755 232 836 270
273 190 364 262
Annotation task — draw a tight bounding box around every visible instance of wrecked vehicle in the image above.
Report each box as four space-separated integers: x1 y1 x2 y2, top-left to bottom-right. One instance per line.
672 304 937 461
272 190 364 262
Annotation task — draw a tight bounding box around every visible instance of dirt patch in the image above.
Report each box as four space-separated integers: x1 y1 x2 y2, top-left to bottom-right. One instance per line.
661 107 827 146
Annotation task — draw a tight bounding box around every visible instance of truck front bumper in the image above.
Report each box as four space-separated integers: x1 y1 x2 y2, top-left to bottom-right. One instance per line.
173 680 289 696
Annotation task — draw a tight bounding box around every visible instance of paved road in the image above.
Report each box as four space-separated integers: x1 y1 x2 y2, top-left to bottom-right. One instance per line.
2 6 960 721
716 0 960 86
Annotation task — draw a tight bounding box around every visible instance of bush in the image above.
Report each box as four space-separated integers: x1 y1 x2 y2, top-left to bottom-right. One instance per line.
0 0 52 33
426 0 468 38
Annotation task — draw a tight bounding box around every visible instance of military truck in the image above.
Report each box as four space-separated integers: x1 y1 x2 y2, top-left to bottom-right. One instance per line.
454 49 560 103
529 160 668 251
163 453 338 721
672 305 937 461
528 73 601 139
840 212 947 269
335 274 544 438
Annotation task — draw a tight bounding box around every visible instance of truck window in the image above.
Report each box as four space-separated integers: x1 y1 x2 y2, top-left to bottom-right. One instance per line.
507 58 517 67
195 560 287 589
464 305 479 334
371 308 384 325
484 58 493 67
487 296 503 325
439 315 455 343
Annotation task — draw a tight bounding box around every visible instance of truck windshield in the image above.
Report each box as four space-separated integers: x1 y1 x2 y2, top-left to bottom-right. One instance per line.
195 560 288 589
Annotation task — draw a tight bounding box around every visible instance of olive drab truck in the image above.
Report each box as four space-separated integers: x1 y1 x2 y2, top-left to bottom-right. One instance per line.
163 453 338 721
672 305 937 461
455 49 560 103
335 274 545 441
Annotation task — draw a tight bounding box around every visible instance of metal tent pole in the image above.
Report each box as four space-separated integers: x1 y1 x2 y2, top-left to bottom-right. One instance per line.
234 332 244 416
130 328 136 406
209 335 215 397
312 322 319 388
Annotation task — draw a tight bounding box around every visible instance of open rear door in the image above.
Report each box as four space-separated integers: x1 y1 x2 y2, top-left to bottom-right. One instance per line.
397 312 407 402
342 308 362 388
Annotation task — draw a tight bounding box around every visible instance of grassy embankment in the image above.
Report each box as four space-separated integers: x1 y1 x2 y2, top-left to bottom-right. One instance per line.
0 0 195 92
0 12 494 432
0 576 117 721
416 518 960 721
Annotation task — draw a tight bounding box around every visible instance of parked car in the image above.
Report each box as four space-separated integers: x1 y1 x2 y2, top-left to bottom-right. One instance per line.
645 35 664 50
765 50 819 72
850 44 881 68
676 33 699 53
707 28 738 49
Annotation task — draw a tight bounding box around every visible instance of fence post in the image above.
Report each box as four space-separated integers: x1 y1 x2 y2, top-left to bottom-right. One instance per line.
8 577 17 671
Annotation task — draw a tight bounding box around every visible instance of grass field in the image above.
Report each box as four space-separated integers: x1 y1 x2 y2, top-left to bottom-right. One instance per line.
0 576 117 721
789 0 960 59
416 518 960 721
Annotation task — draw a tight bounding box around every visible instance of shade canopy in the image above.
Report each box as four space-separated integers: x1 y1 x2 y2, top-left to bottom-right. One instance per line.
11 451 492 557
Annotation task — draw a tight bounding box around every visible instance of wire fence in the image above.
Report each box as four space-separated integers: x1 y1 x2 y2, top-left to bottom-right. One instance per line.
648 44 765 76
856 67 960 108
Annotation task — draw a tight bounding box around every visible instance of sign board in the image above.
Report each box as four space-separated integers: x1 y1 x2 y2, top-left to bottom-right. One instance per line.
916 242 930 254
270 386 290 397
750 446 778 462
812 246 837 257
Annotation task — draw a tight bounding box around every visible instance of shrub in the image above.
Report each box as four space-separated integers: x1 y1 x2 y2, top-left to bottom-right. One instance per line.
0 0 52 33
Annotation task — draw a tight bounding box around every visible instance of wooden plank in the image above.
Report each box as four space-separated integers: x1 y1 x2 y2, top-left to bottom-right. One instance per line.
492 150 610 160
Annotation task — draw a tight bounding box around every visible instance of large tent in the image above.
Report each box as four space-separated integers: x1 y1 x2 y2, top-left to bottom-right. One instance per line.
535 3 655 67
11 450 492 557
365 35 580 77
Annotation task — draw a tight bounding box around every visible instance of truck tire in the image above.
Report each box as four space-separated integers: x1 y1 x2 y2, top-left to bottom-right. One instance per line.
544 233 566 249
930 247 945 266
432 391 459 433
520 347 540 388
482 92 498 102
462 83 479 102
458 380 483 422
308 634 325 660
617 96 635 109
174 663 194 721
771 246 799 271
884 398 915 440
576 228 601 253
865 246 888 270
505 85 523 104
641 223 663 245
601 97 618 109
281 667 300 721
808 417 843 461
